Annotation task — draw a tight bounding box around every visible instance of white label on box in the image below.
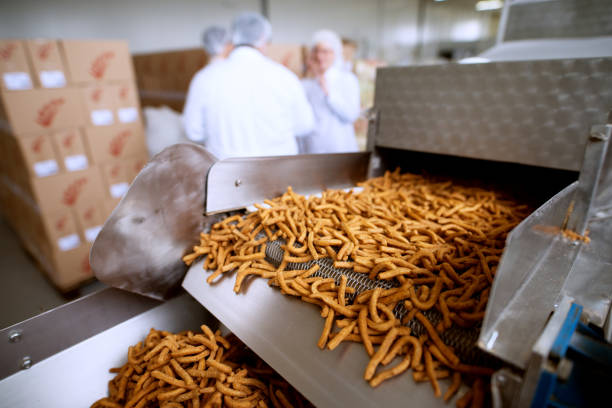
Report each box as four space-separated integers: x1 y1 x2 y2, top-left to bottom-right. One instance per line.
57 233 80 251
3 72 32 90
33 159 59 177
85 225 103 242
110 182 129 198
91 109 114 126
64 154 89 171
118 107 139 123
39 70 66 88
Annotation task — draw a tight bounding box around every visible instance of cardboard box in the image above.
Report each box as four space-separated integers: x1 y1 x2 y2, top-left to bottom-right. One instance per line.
84 123 146 164
41 209 82 252
0 40 33 90
61 40 133 84
80 84 116 126
100 155 146 200
265 44 306 77
30 167 105 214
50 243 93 291
52 128 90 172
113 81 141 124
17 133 61 178
74 201 106 243
25 39 68 88
1 88 85 134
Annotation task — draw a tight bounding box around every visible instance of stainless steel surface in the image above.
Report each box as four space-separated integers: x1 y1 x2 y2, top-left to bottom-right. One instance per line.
0 293 215 408
478 182 581 369
516 296 574 408
491 368 522 408
91 143 220 300
561 212 612 327
182 263 464 408
567 124 611 234
503 0 612 42
594 113 612 212
0 287 159 380
374 58 612 171
205 152 370 214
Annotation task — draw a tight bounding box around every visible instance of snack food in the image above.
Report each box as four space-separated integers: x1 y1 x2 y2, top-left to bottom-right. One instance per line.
91 325 313 408
184 170 530 404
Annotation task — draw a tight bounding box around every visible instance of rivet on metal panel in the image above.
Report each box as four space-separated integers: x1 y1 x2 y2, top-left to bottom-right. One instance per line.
8 330 21 343
234 179 242 187
21 356 32 369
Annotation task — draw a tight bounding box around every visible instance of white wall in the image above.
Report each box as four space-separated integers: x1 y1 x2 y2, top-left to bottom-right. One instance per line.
0 0 498 62
0 0 259 53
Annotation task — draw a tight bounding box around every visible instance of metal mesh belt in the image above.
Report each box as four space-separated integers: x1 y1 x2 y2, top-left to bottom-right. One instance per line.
265 239 497 366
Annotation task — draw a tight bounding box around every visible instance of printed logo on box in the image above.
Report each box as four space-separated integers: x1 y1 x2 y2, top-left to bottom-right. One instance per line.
62 177 88 206
119 85 129 101
91 88 103 103
81 254 92 276
36 98 65 127
0 43 16 60
89 51 115 79
55 215 67 232
110 164 121 179
109 129 131 157
37 43 53 60
62 132 76 149
31 135 45 154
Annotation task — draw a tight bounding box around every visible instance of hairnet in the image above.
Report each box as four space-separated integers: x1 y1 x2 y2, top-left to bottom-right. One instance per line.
311 29 344 68
202 26 229 56
231 12 272 48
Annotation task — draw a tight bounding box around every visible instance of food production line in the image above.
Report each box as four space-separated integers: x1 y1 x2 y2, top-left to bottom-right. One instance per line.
0 56 611 407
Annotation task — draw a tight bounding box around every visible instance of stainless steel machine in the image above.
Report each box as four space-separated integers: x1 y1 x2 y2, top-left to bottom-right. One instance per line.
1 56 611 407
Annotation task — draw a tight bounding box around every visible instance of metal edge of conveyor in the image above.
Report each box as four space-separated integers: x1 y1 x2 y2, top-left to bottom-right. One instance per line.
0 287 161 380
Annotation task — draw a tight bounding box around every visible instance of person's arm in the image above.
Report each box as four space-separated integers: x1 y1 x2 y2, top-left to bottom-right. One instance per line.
182 73 207 143
325 72 360 124
291 77 315 137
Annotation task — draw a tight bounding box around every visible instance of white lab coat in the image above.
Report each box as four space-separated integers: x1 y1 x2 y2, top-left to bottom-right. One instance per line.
182 47 315 159
300 67 360 154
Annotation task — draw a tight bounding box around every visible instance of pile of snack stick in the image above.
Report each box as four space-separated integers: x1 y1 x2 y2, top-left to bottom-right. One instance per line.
91 325 313 408
183 170 531 407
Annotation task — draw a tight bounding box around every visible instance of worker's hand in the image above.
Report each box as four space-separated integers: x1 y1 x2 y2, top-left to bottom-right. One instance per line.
318 75 329 96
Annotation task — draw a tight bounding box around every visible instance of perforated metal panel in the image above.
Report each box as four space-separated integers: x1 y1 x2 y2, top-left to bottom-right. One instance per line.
373 58 612 171
504 0 612 42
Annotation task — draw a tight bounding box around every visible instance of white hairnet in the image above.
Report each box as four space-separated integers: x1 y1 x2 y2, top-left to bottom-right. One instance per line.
202 26 229 56
231 12 272 48
311 29 344 68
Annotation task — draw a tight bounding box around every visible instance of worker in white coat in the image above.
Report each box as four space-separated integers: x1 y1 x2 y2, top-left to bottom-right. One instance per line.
182 13 315 159
300 30 360 154
183 26 230 144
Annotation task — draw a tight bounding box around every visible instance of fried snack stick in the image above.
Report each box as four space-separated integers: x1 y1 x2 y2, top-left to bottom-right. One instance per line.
91 326 314 408
183 171 530 401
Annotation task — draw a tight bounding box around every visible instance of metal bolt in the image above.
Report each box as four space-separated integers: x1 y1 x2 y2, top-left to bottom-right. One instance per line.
557 358 573 381
8 330 21 343
234 179 242 187
21 356 32 369
497 374 506 384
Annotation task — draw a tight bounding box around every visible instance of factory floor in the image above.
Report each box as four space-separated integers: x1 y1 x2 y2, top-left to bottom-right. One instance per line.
0 217 106 329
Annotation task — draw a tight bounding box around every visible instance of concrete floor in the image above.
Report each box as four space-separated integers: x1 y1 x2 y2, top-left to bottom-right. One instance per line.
0 217 106 329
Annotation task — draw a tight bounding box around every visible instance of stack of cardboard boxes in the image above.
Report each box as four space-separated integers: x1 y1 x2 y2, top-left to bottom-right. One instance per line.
0 39 148 291
133 44 306 112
